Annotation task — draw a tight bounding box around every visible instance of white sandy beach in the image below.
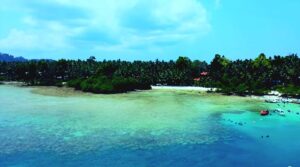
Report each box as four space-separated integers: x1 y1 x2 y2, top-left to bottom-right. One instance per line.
151 85 300 104
151 86 217 92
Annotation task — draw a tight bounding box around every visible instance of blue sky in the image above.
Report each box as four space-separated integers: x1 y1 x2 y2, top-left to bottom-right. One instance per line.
0 0 299 61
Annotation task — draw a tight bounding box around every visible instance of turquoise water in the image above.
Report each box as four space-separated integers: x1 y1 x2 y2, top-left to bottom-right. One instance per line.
0 85 300 167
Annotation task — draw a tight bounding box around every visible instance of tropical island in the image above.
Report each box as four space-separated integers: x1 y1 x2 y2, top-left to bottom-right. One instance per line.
2 0 300 166
0 53 299 96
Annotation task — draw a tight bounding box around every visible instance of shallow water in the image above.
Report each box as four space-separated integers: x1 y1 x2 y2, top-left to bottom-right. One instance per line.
0 85 300 167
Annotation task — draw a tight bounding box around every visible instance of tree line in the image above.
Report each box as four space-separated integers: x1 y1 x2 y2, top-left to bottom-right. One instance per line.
0 54 299 96
201 53 300 96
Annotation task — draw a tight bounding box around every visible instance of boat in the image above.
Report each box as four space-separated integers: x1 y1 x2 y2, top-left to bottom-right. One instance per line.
260 110 269 116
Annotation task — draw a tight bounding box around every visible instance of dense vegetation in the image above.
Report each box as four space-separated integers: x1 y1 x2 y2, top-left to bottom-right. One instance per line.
0 54 299 96
201 53 300 97
67 76 150 94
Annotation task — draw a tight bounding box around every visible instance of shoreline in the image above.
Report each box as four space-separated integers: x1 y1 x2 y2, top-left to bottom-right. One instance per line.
1 82 300 104
1 81 25 86
151 86 217 92
250 94 300 104
151 85 300 104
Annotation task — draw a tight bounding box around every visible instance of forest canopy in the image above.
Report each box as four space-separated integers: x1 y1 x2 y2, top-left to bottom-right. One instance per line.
0 54 299 96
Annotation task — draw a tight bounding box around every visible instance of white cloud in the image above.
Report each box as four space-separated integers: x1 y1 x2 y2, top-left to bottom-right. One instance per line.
0 18 83 51
75 0 210 51
49 0 211 34
0 28 71 51
0 0 211 56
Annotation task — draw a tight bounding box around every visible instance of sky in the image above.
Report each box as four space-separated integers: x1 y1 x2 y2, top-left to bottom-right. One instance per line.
0 0 299 61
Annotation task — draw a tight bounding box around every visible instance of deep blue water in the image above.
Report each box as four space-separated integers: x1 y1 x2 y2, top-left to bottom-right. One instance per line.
1 130 298 167
1 115 299 167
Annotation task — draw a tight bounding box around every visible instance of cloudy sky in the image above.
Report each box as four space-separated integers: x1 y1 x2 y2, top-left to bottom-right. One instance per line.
0 0 299 61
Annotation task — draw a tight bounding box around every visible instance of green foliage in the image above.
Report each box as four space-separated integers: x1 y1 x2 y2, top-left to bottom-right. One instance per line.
175 56 193 85
276 84 300 97
67 75 150 94
210 54 231 81
191 60 208 77
0 56 208 88
207 53 300 96
176 56 192 70
67 78 84 90
253 53 271 69
211 54 230 69
1 54 300 96
96 63 119 77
